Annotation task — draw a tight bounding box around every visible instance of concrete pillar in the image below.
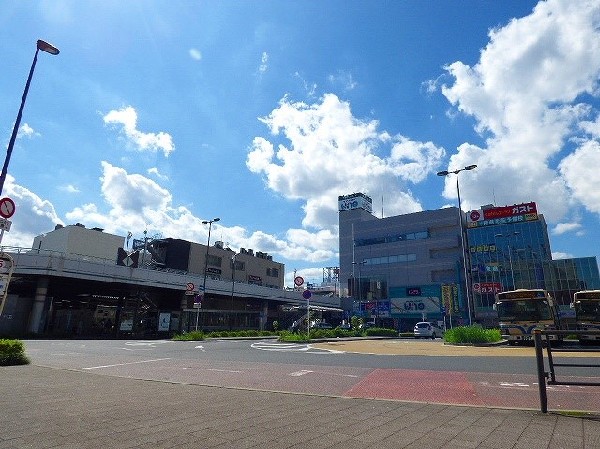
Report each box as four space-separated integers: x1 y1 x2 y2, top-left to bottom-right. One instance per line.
180 293 188 310
28 277 49 334
260 301 268 331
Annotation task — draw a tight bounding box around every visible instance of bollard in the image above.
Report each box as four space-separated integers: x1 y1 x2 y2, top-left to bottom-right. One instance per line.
533 329 548 413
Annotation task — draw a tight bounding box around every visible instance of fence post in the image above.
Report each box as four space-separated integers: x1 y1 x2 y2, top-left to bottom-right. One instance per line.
533 329 548 413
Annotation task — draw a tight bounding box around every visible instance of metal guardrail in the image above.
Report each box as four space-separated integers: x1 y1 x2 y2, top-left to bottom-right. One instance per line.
534 329 600 413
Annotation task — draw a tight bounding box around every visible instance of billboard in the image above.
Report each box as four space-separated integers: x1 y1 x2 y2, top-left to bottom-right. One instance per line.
467 202 538 228
338 193 373 213
472 282 502 295
390 297 442 315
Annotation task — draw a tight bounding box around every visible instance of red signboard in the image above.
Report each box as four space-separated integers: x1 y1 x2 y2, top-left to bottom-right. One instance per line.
472 282 502 295
483 202 537 220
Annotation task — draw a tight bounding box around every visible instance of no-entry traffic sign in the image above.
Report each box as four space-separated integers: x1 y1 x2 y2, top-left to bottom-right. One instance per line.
0 197 15 219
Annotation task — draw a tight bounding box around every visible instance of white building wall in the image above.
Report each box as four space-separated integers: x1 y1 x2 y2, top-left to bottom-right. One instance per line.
33 225 124 261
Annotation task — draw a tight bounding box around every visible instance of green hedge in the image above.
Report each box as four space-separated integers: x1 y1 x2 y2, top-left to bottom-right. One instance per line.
0 339 30 366
172 329 278 341
364 327 398 337
278 327 398 341
172 330 205 341
443 325 502 344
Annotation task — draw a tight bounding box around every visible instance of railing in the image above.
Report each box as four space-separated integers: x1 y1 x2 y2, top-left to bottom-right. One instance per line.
533 329 600 413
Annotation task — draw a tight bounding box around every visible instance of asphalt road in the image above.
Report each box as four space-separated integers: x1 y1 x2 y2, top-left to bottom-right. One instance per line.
23 338 600 412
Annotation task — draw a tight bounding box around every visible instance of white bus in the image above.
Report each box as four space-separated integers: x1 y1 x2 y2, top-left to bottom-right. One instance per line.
495 289 561 344
571 290 600 343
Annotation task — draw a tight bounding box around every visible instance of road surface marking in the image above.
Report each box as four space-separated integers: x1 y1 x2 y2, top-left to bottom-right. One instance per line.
289 370 313 376
83 358 171 370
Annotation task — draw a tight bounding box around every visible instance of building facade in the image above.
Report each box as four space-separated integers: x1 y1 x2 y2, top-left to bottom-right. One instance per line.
338 193 467 331
467 202 600 325
339 194 600 330
0 224 338 338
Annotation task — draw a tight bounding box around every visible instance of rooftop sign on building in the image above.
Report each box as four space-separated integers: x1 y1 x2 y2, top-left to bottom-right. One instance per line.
338 192 372 213
467 201 538 228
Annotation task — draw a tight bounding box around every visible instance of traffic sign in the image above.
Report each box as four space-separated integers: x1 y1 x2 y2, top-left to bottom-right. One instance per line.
0 197 15 219
0 256 12 273
302 290 312 299
0 219 11 232
294 276 304 287
0 275 9 295
193 293 203 308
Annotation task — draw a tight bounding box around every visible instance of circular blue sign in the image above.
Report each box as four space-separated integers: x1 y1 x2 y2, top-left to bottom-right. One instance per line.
302 290 312 299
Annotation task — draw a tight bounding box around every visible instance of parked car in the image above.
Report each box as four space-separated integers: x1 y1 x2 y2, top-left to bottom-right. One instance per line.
413 321 444 339
311 322 333 329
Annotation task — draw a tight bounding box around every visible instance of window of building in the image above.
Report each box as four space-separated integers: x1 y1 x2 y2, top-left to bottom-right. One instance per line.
267 267 279 277
354 230 429 247
207 254 222 267
231 259 245 271
364 253 416 266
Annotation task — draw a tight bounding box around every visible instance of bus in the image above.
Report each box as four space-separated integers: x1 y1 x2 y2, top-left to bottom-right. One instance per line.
494 289 561 344
571 290 600 343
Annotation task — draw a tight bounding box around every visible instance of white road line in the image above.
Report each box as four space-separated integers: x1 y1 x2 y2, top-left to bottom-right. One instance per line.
250 342 344 354
289 370 313 376
500 382 530 387
206 369 243 373
83 358 171 370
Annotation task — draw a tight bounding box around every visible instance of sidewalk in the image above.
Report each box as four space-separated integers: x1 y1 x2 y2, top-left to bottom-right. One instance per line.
1 365 599 449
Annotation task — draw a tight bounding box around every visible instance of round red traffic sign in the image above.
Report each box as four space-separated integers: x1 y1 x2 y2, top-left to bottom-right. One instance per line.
294 276 304 287
0 197 15 219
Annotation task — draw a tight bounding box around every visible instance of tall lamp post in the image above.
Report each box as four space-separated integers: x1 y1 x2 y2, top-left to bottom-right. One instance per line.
1 40 60 196
352 260 366 319
229 253 236 330
495 232 520 290
437 164 477 325
196 217 219 331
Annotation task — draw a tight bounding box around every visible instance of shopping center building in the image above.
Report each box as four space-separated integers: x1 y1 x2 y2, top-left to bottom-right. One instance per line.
338 193 600 330
0 223 338 338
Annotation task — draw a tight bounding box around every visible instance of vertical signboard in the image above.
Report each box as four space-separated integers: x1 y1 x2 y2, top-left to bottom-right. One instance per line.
0 253 14 316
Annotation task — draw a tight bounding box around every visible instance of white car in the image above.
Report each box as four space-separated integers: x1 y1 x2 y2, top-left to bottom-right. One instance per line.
413 321 443 339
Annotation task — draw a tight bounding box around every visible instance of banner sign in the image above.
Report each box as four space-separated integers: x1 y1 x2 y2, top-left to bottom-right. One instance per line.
472 282 502 295
467 202 538 228
483 202 537 220
390 297 441 315
338 193 373 213
441 284 459 314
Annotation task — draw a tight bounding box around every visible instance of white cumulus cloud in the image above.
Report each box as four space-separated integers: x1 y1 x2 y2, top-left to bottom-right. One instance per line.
247 93 444 230
103 106 175 157
437 0 600 224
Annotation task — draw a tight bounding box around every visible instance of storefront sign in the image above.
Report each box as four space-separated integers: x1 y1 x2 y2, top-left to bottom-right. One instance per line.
467 202 538 228
390 297 441 315
158 313 171 332
338 193 373 213
472 282 502 294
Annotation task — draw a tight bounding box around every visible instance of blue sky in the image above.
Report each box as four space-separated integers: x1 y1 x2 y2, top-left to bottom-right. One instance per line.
1 1 600 287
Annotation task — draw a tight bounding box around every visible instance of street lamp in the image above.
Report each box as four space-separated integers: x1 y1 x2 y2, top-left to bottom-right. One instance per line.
352 260 366 318
230 253 236 330
437 164 477 325
495 232 520 290
196 217 219 331
1 40 60 196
